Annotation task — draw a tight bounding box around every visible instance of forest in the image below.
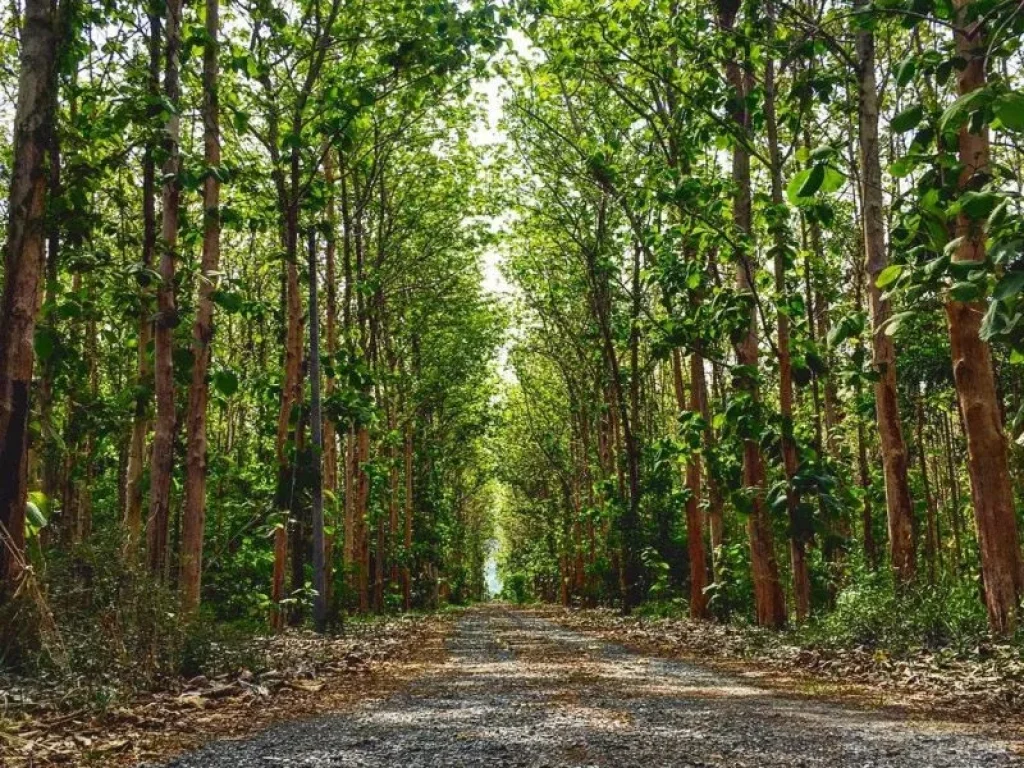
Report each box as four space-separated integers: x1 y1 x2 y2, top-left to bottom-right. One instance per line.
1 0 1024 763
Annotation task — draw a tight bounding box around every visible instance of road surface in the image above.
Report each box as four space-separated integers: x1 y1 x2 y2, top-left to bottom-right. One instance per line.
160 605 1020 767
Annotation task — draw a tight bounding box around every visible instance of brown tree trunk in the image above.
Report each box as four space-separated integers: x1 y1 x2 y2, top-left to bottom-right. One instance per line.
853 263 877 568
692 352 724 576
0 0 60 597
946 0 1024 633
943 411 964 572
357 425 371 612
388 405 399 589
855 0 916 582
308 231 327 631
124 6 161 558
179 0 221 614
718 0 786 628
765 24 810 620
672 349 709 618
403 422 413 610
916 395 939 584
146 0 183 577
323 149 339 613
343 426 356 605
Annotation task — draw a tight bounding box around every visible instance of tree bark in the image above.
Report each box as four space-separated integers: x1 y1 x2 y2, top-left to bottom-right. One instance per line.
916 394 939 584
0 0 60 597
718 0 786 628
124 5 161 558
180 0 221 614
146 0 183 577
586 198 642 612
323 149 339 615
672 349 709 618
946 0 1024 633
308 232 327 632
764 21 810 620
855 0 916 582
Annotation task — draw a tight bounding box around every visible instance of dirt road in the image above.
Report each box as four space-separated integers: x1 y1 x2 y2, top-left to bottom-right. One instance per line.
160 606 1020 767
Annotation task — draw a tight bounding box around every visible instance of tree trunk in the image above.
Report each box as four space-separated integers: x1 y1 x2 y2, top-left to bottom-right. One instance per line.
125 6 161 557
916 394 939 584
308 232 327 631
322 149 339 614
855 0 916 582
403 422 413 610
672 349 708 618
147 0 183 577
943 411 964 572
180 0 221 614
853 263 877 569
946 0 1024 633
587 209 641 612
718 0 786 628
764 23 810 620
0 0 60 597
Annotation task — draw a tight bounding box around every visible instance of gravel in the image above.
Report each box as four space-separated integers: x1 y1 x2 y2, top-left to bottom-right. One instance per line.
158 605 1022 767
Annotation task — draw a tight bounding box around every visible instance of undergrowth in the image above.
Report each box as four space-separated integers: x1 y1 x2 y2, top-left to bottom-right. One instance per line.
1 534 266 710
632 565 1019 657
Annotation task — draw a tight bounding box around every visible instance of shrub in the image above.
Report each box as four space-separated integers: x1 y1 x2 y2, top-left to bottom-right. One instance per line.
501 571 532 604
803 569 989 653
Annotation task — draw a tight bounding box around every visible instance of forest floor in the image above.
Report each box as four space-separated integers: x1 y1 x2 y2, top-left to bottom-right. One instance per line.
148 604 1019 767
546 606 1024 723
0 613 452 767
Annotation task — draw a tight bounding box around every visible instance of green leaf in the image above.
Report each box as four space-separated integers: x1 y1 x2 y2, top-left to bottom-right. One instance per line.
994 271 1024 301
212 369 239 397
939 88 992 134
993 91 1024 132
821 166 845 194
890 156 914 178
958 191 1000 220
797 164 826 198
875 264 904 289
26 501 47 529
786 169 811 204
980 301 1003 341
896 57 917 88
883 310 916 336
34 327 57 361
212 290 244 314
809 145 834 162
949 281 980 302
891 104 924 133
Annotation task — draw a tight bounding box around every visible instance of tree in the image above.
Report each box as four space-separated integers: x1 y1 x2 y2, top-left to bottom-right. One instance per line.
854 0 916 584
943 0 1023 633
147 0 183 577
180 0 222 613
0 0 62 598
717 0 786 628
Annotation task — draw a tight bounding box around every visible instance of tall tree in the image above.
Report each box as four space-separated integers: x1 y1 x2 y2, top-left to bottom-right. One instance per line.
0 0 62 597
718 0 786 628
944 0 1023 633
180 0 222 613
146 0 183 576
854 0 916 582
124 4 161 554
308 231 327 631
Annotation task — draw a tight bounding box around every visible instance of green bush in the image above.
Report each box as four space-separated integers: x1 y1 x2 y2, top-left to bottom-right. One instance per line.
803 569 989 652
501 571 532 604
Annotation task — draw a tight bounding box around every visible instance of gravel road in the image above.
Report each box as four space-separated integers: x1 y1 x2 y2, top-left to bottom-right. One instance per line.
159 605 1021 767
